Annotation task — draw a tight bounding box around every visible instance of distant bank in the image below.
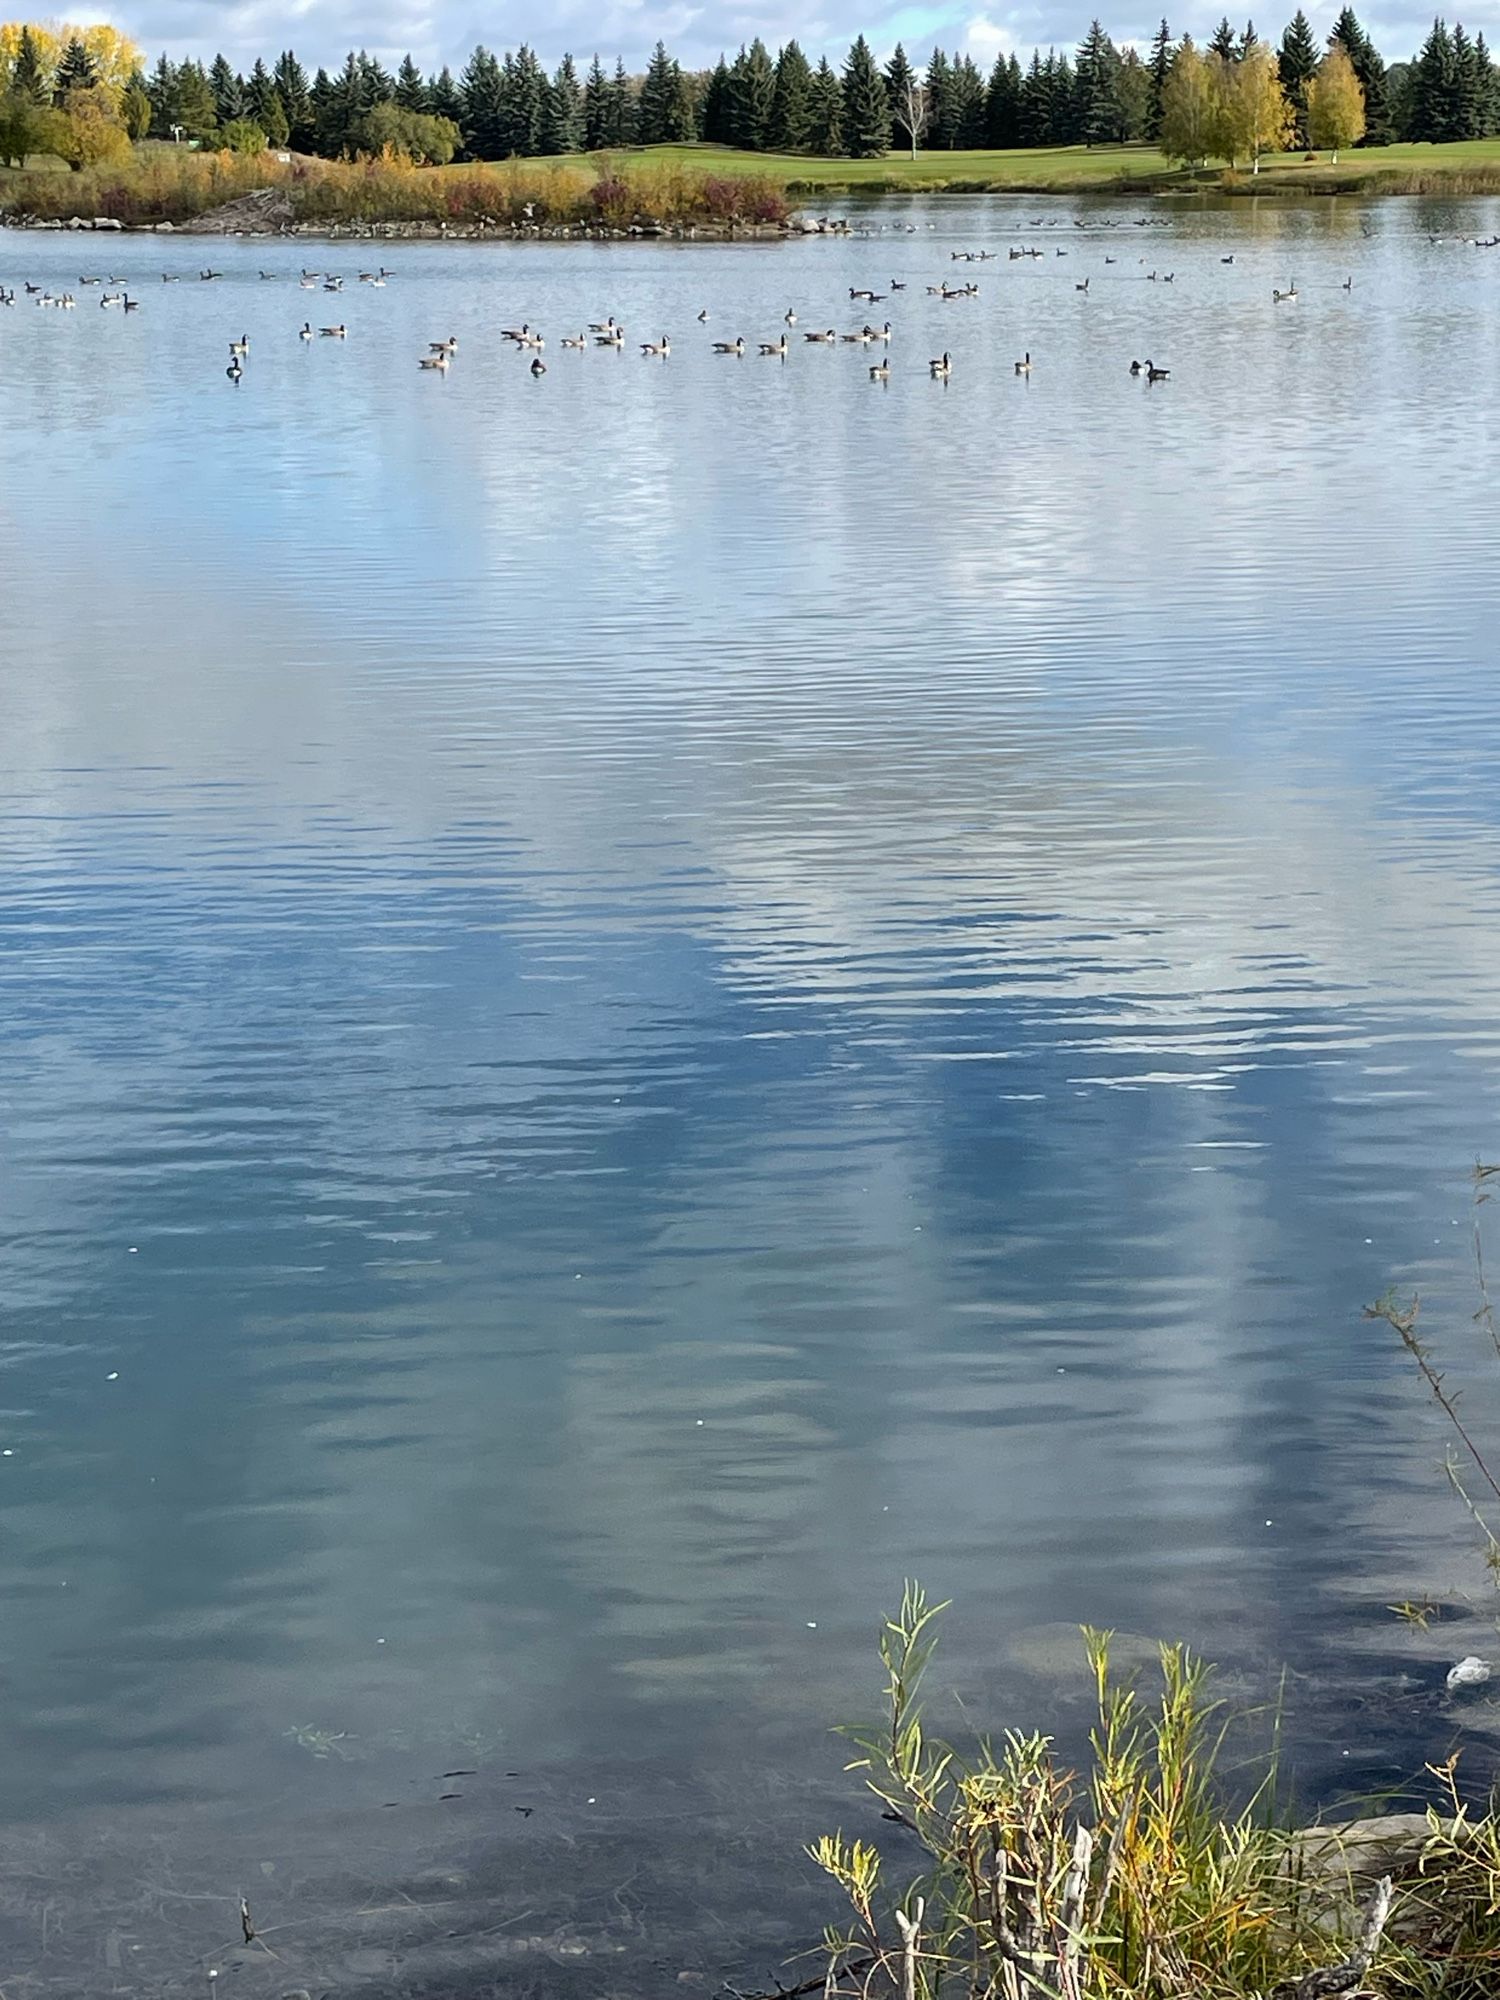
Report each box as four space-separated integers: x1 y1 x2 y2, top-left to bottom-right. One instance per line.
5 139 1500 235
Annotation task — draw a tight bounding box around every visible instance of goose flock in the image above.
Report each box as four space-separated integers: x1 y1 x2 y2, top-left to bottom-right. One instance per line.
0 225 1377 397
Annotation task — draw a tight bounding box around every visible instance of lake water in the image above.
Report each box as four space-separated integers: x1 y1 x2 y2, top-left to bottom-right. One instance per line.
5 190 1500 1995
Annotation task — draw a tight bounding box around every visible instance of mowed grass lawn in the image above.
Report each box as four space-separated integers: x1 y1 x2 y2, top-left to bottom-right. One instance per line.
499 135 1500 193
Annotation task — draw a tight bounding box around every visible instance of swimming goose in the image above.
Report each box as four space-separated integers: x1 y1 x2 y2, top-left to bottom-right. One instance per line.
697 308 708 322
1076 277 1089 292
712 337 745 355
418 352 449 369
758 335 788 357
1144 359 1170 381
1342 275 1353 291
929 351 952 377
319 324 346 338
429 338 458 354
804 328 837 343
1272 281 1298 302
122 296 139 312
868 359 890 381
783 308 797 325
1129 358 1142 375
594 326 624 346
229 335 249 357
299 322 313 340
1014 351 1031 374
530 354 546 376
200 269 222 281
226 358 243 381
889 279 906 290
161 273 180 283
259 270 278 281
873 321 892 342
588 317 618 333
561 332 587 349
641 335 672 356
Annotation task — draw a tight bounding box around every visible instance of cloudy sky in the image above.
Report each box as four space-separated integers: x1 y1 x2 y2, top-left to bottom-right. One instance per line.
86 0 1438 82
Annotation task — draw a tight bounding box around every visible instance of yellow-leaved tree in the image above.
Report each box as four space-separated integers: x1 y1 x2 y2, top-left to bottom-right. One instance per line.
1211 41 1294 172
1306 45 1366 161
1158 40 1217 168
0 21 142 102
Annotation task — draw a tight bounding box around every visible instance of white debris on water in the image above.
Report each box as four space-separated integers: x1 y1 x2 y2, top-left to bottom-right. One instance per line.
1446 1655 1492 1691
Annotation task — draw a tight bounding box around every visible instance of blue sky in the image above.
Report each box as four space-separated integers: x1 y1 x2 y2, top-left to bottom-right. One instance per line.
97 1 1450 79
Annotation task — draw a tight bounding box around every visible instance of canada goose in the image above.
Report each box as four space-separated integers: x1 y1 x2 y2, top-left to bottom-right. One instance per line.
229 335 249 356
323 277 343 292
697 308 708 322
521 331 545 350
758 335 788 357
430 338 458 354
418 352 449 370
1221 254 1235 264
1076 277 1089 292
23 282 40 294
889 279 906 290
226 359 243 381
783 308 797 324
561 332 586 349
80 275 101 286
840 329 871 344
588 317 617 333
1342 275 1353 290
161 273 180 282
299 277 317 289
501 323 531 342
318 324 346 338
122 296 139 312
804 328 837 343
1105 255 1117 264
1161 272 1174 283
299 322 313 339
869 359 890 381
259 270 278 281
1145 359 1170 381
929 351 952 377
1014 351 1031 374
1273 282 1298 302
641 336 672 356
200 269 222 281
874 321 892 341
530 355 546 377
712 337 745 355
1129 359 1143 375
302 269 320 279
595 327 624 346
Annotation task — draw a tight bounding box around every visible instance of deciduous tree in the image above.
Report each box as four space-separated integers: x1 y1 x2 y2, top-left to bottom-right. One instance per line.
1306 42 1364 156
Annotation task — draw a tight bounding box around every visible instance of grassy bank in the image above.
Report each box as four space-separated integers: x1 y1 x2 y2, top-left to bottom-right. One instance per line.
807 1584 1500 2000
7 136 1500 231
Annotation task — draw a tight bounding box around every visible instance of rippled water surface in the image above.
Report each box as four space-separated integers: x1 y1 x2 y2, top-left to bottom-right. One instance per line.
5 191 1500 1993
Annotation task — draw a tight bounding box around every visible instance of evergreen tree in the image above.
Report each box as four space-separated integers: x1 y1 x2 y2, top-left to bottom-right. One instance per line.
147 52 176 134
841 34 889 156
541 54 583 153
700 57 731 143
807 55 843 153
1116 47 1150 138
209 53 245 125
1278 10 1319 143
395 55 428 112
727 37 774 149
985 53 1019 146
461 44 506 158
1329 8 1392 143
172 59 218 139
607 58 636 144
11 25 48 103
360 54 394 104
1473 30 1498 134
637 41 676 142
1209 18 1237 60
583 55 610 148
770 40 812 150
1147 18 1172 137
53 35 99 103
1049 53 1079 141
274 50 314 148
121 74 153 139
1452 21 1480 137
1075 19 1122 143
1020 51 1052 145
885 42 917 151
926 48 955 147
952 55 988 143
318 50 370 154
501 44 547 154
1410 17 1458 140
429 65 464 135
1236 21 1259 60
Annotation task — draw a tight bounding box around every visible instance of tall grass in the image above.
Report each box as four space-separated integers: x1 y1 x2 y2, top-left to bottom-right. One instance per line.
0 146 792 228
808 1583 1500 1999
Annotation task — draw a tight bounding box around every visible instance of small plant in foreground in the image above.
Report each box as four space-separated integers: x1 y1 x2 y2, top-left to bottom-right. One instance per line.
808 1585 1408 2000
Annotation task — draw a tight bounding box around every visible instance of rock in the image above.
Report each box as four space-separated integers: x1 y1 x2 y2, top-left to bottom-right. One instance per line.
66 216 86 230
92 216 122 230
155 221 174 232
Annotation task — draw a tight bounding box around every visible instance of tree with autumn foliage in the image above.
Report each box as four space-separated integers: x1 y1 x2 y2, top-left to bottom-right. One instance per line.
1306 43 1364 157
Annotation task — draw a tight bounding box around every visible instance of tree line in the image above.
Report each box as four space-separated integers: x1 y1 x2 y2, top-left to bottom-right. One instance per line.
1 11 1498 171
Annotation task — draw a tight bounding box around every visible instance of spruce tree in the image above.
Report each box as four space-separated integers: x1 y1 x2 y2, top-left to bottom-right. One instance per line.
583 56 609 148
1411 18 1457 141
395 55 428 112
1147 18 1172 137
1020 52 1052 146
461 45 506 158
637 41 675 142
807 56 843 154
429 66 464 134
841 35 889 157
926 49 955 147
503 45 547 155
700 57 731 143
986 52 1020 146
1075 20 1122 143
209 54 244 125
727 37 774 149
146 53 175 133
360 54 394 104
1116 48 1150 138
173 59 219 139
770 40 812 150
274 51 314 148
1473 30 1498 134
607 58 636 144
1451 21 1480 137
1209 18 1237 60
541 55 583 153
53 35 99 103
11 26 49 103
1278 10 1319 143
